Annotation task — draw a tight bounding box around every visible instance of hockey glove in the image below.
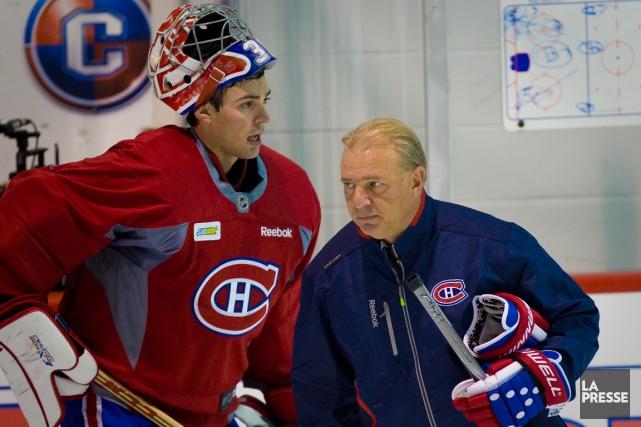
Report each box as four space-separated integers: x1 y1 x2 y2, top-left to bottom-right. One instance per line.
0 301 98 427
452 349 571 427
464 293 549 360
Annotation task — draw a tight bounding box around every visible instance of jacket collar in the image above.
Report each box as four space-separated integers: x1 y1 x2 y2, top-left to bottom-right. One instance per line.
360 191 436 270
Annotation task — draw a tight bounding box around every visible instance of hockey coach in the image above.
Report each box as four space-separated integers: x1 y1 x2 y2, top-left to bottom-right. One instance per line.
292 117 599 426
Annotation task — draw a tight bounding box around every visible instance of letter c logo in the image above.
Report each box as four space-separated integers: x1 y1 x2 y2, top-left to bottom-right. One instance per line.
65 12 125 76
24 0 150 112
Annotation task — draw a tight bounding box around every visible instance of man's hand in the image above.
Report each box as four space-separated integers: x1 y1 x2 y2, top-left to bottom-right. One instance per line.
451 349 571 427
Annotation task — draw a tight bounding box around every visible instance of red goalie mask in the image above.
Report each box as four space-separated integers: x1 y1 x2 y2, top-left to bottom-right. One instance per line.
147 4 277 115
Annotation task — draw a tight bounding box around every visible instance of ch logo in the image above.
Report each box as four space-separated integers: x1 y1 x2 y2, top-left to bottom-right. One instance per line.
193 259 280 336
431 279 468 306
24 0 150 111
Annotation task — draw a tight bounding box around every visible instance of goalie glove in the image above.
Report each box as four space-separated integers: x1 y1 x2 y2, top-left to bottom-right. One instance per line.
452 349 571 427
0 303 98 427
464 293 550 360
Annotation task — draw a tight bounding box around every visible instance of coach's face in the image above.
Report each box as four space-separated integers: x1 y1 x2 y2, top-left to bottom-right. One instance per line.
341 137 425 244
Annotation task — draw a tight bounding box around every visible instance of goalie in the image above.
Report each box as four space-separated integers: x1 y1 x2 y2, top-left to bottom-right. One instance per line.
0 3 320 426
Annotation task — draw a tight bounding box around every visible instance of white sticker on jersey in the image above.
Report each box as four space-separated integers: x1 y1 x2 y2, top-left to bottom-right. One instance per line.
194 221 221 241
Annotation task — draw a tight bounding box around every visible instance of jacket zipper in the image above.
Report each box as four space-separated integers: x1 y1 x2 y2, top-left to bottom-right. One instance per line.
383 244 437 427
382 301 398 356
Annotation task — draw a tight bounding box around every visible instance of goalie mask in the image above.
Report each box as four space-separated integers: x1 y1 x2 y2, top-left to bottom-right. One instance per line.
147 4 277 115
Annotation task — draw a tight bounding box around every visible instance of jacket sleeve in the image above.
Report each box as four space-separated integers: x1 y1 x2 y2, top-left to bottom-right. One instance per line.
243 194 321 424
0 144 173 299
291 270 362 427
503 224 600 392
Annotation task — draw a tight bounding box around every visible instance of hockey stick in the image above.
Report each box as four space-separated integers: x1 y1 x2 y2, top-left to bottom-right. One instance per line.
93 369 184 427
406 274 486 381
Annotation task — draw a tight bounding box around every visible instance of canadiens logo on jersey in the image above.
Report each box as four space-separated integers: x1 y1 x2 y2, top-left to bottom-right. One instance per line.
24 0 150 112
193 259 280 336
431 279 468 306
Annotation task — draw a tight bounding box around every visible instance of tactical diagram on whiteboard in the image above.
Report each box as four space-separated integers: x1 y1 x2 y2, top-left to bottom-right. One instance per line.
501 1 641 130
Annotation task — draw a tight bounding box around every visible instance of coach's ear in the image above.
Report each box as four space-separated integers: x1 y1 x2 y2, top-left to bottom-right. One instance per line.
410 166 426 195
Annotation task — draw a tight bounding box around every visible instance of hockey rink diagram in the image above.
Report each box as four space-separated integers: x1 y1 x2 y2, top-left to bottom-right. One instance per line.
502 0 641 130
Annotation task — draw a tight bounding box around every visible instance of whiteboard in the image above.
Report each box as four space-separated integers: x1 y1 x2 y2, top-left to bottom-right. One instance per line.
501 0 641 130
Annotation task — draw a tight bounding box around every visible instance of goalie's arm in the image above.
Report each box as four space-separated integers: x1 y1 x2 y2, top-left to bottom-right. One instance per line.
0 149 174 299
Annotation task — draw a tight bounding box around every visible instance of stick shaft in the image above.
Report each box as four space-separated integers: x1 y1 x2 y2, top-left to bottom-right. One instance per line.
406 274 486 381
93 369 183 427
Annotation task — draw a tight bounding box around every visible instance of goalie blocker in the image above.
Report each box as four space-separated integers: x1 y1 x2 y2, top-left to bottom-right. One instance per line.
0 300 98 427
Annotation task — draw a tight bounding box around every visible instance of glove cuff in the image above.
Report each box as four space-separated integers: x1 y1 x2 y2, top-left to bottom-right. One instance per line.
514 349 572 409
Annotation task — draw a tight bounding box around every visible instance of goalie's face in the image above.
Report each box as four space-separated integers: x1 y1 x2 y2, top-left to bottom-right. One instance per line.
193 75 271 173
341 138 425 244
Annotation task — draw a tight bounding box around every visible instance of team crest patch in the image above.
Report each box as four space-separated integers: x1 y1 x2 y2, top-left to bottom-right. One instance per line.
193 259 279 336
431 279 468 306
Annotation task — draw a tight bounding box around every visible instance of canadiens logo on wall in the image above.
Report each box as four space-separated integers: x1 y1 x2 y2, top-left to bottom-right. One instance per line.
24 0 150 112
193 259 280 336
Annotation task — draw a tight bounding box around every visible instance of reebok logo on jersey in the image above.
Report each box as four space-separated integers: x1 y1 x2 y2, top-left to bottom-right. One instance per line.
369 299 379 328
260 226 293 238
194 221 221 241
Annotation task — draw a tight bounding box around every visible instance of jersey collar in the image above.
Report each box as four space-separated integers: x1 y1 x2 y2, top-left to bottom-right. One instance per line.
190 128 268 213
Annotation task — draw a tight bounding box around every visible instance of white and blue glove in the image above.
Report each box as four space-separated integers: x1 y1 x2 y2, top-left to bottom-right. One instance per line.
452 348 572 427
453 293 571 426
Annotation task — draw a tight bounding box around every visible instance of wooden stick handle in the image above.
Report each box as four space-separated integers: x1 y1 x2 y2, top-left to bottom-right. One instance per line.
94 369 183 427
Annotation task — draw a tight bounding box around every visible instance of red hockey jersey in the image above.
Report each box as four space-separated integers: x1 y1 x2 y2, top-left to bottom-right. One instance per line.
0 125 320 426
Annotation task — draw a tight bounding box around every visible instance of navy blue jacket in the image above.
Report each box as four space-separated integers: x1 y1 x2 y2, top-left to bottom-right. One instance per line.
293 195 599 426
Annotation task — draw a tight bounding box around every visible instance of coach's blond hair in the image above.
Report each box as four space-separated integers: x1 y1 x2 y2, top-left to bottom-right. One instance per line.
341 117 427 172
